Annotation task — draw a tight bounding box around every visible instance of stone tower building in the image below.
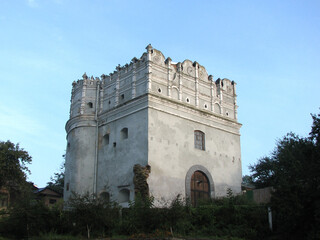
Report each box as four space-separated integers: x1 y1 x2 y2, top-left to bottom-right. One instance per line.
64 45 242 206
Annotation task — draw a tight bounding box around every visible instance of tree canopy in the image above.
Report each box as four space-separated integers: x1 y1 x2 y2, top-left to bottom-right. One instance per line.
46 162 64 195
0 140 32 191
249 112 320 239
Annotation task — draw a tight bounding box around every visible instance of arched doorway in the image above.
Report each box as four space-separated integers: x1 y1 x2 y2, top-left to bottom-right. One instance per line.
191 171 210 206
185 165 215 205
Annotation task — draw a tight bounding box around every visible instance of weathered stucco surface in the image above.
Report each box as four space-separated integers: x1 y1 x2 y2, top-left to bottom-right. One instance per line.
148 95 241 203
64 45 242 205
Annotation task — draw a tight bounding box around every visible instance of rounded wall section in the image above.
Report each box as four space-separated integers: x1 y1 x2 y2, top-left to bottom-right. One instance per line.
64 123 97 202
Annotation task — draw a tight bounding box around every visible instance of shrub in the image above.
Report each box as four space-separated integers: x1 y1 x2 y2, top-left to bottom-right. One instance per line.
67 192 120 238
0 192 271 239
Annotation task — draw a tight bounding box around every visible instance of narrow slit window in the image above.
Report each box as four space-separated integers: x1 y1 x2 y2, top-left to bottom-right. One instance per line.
194 130 205 150
104 134 110 145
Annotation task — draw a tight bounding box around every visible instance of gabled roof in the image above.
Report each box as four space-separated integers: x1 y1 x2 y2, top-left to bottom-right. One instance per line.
34 187 62 197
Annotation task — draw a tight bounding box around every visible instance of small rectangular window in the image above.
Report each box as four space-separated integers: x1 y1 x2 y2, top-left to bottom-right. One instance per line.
194 130 205 150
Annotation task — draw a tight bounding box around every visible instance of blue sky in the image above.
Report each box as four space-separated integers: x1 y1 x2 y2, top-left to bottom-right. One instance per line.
1 0 319 187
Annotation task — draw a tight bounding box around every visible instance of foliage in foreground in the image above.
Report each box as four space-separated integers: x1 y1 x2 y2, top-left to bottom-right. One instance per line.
249 111 320 239
46 162 65 196
0 140 32 192
0 192 270 240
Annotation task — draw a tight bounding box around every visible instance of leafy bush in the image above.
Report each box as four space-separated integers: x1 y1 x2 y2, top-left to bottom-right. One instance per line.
67 192 120 238
189 196 269 239
0 192 271 239
0 195 59 238
119 194 162 234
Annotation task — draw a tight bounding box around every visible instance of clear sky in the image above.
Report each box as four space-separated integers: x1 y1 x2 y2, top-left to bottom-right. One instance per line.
1 0 319 187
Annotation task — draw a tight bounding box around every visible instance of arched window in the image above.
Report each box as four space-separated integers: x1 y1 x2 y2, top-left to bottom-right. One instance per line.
214 103 221 114
194 130 205 150
118 189 130 203
120 128 128 140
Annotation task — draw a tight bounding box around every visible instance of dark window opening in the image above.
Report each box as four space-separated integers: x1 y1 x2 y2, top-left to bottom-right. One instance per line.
121 128 128 140
88 102 93 108
104 134 110 145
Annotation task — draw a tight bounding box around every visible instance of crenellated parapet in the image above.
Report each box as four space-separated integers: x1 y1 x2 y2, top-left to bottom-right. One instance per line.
69 73 101 119
68 44 238 122
144 44 238 120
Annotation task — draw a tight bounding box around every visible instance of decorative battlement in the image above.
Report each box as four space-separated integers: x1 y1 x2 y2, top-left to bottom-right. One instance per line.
72 73 101 90
68 44 238 121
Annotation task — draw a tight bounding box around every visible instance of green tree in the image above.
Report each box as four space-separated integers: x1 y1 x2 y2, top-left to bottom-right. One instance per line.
249 156 276 188
67 192 119 238
47 162 65 195
0 140 32 191
242 175 254 185
249 112 320 239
